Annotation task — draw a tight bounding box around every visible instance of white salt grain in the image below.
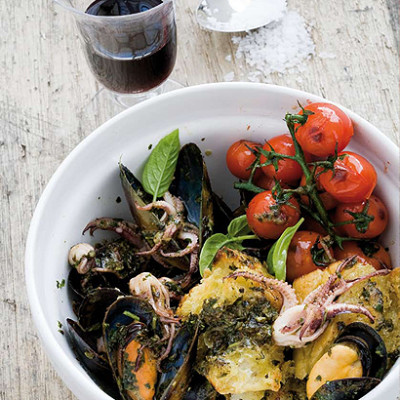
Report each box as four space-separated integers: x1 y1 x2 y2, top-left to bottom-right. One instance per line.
225 54 232 62
224 71 235 82
232 11 315 77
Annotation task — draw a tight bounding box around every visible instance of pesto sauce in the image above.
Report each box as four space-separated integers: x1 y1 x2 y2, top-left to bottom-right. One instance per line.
197 296 278 359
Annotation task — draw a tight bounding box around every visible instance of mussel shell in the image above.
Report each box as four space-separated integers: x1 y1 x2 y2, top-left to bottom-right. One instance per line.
66 319 122 399
103 296 161 338
120 163 161 232
68 268 128 312
335 322 387 379
182 373 218 400
310 377 381 400
78 288 122 333
157 324 198 400
211 193 233 234
120 163 189 271
170 143 214 247
103 296 162 400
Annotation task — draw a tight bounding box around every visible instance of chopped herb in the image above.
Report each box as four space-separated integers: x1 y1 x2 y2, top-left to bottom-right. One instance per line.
316 375 322 381
57 320 64 335
374 303 384 313
123 311 140 321
205 149 212 156
56 279 65 289
148 144 153 150
116 196 121 203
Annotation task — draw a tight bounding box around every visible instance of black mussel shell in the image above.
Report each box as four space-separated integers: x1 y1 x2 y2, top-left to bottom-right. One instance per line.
335 322 387 379
68 268 128 311
182 373 218 400
66 319 121 399
211 193 233 234
103 296 162 400
120 163 161 232
170 143 214 247
120 163 189 271
78 288 123 333
310 377 381 400
103 296 161 338
157 324 198 400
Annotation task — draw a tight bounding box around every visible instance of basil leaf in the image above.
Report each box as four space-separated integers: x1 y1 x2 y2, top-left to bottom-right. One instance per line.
267 242 277 275
268 218 304 281
227 215 251 238
142 129 180 201
199 232 258 277
199 233 230 276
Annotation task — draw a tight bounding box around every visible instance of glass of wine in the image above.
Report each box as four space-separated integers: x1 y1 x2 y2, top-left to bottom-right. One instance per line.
54 0 182 107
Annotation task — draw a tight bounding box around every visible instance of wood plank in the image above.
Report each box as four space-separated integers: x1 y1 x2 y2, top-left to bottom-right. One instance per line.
0 0 398 399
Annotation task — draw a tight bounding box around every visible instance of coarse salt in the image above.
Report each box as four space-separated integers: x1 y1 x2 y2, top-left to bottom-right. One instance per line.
232 10 315 78
224 71 235 82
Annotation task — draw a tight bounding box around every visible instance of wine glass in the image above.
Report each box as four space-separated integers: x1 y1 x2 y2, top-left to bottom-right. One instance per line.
54 0 183 107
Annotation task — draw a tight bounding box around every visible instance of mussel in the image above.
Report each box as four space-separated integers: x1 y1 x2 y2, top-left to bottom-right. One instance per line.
308 322 387 400
66 319 122 399
120 163 161 232
78 287 123 333
119 163 189 271
102 296 198 400
157 324 198 400
103 296 162 400
169 143 214 247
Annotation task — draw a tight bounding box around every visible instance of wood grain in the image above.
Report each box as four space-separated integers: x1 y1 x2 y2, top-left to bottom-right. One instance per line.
0 0 398 399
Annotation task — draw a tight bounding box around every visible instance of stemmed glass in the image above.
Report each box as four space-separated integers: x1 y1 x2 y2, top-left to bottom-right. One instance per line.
54 0 182 107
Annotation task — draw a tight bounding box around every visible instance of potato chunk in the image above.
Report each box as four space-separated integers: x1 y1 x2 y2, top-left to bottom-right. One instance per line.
293 261 400 379
178 248 285 394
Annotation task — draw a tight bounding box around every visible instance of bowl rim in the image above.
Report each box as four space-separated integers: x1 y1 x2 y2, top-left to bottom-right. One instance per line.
25 82 400 400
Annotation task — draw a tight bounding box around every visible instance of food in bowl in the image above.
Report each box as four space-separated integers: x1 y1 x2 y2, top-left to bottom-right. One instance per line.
65 103 399 400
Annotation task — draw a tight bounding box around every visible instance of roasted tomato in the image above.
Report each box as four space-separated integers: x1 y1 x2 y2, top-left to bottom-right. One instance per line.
334 195 388 238
334 241 392 270
246 190 300 239
286 231 333 282
299 171 338 211
226 140 262 180
318 151 377 203
253 173 275 190
295 102 354 157
260 134 309 185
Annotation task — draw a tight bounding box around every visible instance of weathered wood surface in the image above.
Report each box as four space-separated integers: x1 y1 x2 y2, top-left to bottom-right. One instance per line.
0 0 398 399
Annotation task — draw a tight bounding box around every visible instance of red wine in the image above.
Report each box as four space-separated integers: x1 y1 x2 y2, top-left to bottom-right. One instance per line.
86 0 163 16
84 0 177 93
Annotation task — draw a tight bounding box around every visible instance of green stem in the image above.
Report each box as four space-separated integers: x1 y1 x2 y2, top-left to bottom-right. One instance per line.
232 234 259 241
234 181 265 194
285 113 335 237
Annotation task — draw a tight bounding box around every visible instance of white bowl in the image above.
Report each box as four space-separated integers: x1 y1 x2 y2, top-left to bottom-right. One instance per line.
25 83 400 400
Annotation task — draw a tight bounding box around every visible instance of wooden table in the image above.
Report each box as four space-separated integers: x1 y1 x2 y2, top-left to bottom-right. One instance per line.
1 0 398 398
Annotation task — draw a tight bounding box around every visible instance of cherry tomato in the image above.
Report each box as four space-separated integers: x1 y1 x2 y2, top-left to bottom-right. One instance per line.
286 231 334 282
253 173 275 190
334 241 392 270
246 190 300 239
295 102 354 157
302 215 329 236
319 151 377 203
299 171 338 211
334 195 388 238
226 140 262 180
260 134 309 185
